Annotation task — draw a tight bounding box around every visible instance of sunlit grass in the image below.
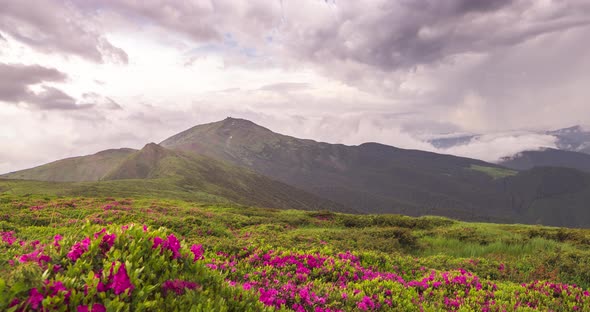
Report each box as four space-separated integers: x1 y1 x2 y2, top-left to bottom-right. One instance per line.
469 164 518 179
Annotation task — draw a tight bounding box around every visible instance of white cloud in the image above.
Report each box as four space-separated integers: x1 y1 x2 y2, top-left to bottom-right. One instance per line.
442 132 558 162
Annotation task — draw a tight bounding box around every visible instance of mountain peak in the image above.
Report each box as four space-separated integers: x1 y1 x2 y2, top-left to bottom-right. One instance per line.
218 117 271 132
548 125 586 135
105 144 175 180
142 142 162 150
160 118 277 151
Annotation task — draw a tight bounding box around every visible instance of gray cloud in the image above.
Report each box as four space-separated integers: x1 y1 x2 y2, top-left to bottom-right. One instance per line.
83 0 220 41
0 63 67 102
2 0 590 172
278 0 590 79
31 86 93 110
0 0 128 63
0 63 108 111
66 1 590 78
0 63 90 110
76 0 281 44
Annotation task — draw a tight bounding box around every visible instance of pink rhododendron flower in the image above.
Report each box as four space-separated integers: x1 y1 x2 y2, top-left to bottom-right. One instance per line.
100 233 116 253
152 236 164 249
112 263 134 295
1 231 16 245
47 281 67 294
53 234 63 250
9 298 20 308
162 279 199 295
152 234 182 259
166 234 181 258
27 288 44 310
357 296 376 311
93 228 106 239
18 248 51 267
67 237 91 261
190 244 204 261
43 280 71 303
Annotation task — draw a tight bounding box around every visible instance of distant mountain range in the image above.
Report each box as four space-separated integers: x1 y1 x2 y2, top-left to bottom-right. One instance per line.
3 118 590 227
547 125 590 154
430 125 590 174
499 148 590 173
430 125 590 155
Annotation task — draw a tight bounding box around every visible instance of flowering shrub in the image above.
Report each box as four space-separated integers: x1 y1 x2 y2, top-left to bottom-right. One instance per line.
0 224 270 311
206 248 590 311
0 195 589 311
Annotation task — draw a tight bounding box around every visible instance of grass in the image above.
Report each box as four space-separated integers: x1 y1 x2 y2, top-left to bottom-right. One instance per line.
1 192 590 288
2 192 590 310
469 164 518 179
418 236 566 258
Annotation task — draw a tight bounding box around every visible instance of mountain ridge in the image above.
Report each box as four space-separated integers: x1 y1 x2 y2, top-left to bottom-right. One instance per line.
1 142 349 213
159 118 590 227
499 148 590 173
5 118 590 227
1 148 137 182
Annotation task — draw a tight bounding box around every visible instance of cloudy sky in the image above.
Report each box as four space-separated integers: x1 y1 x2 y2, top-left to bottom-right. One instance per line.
1 0 590 173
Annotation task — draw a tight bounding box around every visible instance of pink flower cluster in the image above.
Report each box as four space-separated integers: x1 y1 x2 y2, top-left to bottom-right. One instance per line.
97 262 134 296
18 247 51 267
67 237 91 261
206 249 528 311
190 244 204 261
162 279 199 295
25 281 71 310
153 234 181 259
1 230 16 245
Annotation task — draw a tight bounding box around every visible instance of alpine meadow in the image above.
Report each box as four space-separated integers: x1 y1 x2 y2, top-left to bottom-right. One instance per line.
2 0 590 311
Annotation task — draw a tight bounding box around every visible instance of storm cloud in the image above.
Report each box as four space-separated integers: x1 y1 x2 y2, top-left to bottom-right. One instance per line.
1 0 590 172
0 63 91 110
0 0 128 63
0 63 119 111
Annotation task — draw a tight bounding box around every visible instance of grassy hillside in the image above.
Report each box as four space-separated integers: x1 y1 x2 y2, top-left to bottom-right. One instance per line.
0 194 589 310
469 164 517 179
161 118 590 228
0 148 136 182
500 148 590 173
6 118 590 227
161 118 514 216
0 144 348 213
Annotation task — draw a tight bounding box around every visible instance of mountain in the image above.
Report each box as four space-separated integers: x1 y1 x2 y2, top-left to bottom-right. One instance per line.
1 148 137 181
498 167 590 227
0 143 347 212
5 118 590 227
161 118 497 216
499 148 590 173
427 125 590 156
547 125 590 154
158 117 590 227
